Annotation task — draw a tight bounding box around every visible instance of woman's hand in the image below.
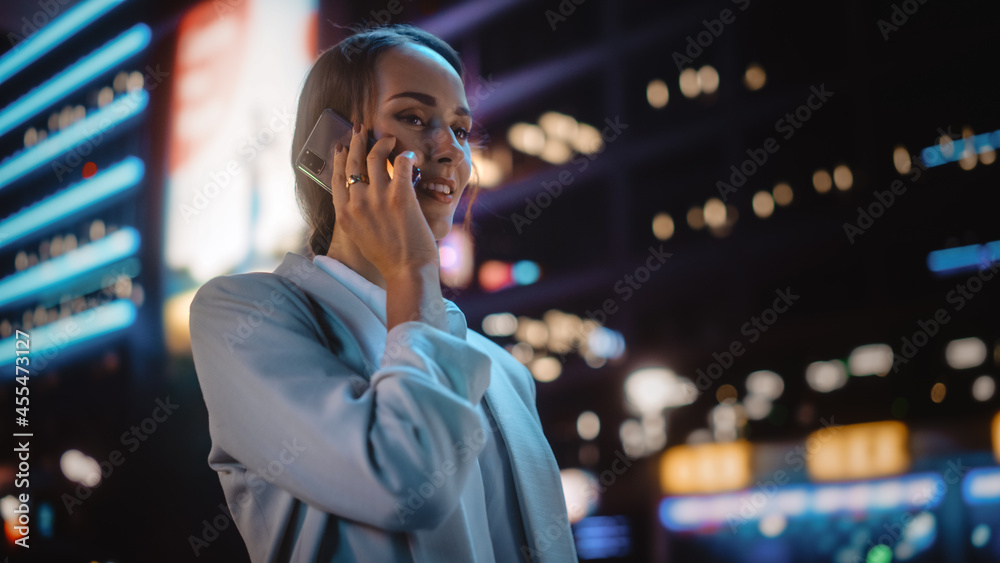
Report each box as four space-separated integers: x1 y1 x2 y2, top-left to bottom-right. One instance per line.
325 123 440 281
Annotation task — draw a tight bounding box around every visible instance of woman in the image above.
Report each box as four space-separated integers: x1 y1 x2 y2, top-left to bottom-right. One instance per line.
189 23 578 562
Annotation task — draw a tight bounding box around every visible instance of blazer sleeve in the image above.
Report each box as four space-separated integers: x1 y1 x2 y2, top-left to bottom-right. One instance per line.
189 273 493 532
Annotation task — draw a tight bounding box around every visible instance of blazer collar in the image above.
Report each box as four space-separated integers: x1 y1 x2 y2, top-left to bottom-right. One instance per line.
273 252 468 377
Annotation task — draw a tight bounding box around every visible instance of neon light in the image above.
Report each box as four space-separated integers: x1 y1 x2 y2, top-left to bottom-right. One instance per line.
0 89 147 192
0 299 136 369
920 129 1000 168
0 0 126 85
658 473 945 532
963 467 1000 505
0 157 144 250
927 241 999 273
0 23 150 138
478 260 514 292
573 515 632 560
0 227 140 309
512 260 540 284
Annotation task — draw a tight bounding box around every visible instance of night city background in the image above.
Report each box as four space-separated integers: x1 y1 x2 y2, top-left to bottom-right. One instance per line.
1 0 999 560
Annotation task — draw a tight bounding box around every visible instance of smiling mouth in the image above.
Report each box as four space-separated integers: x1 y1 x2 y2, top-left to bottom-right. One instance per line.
416 181 455 203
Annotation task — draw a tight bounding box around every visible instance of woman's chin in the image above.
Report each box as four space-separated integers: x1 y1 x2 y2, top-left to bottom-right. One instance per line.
419 209 453 240
431 223 452 241
425 217 451 240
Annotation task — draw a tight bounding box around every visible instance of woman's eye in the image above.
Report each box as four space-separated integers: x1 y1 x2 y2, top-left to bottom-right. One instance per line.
401 114 469 140
400 114 423 126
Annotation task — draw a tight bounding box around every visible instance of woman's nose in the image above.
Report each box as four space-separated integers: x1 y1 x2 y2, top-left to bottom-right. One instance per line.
427 126 464 165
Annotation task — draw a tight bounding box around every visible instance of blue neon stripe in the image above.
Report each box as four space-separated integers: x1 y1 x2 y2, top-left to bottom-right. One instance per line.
0 226 140 309
0 299 136 369
0 22 150 139
919 129 1000 168
573 515 631 559
927 241 999 273
986 240 1000 258
0 89 147 192
658 473 945 531
962 467 1000 505
0 157 144 251
0 0 126 85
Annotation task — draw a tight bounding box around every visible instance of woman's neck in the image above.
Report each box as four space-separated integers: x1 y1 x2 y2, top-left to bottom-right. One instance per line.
325 228 387 290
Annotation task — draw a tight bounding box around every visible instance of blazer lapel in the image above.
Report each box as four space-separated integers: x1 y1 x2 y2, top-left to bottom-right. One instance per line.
274 253 385 378
482 371 577 563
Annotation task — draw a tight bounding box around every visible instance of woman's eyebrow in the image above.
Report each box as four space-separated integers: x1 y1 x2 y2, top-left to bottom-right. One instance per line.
386 91 471 118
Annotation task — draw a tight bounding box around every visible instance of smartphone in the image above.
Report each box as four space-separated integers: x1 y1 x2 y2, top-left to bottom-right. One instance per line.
295 109 419 193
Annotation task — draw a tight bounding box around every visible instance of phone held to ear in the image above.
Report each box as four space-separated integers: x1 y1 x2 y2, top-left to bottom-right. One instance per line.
295 108 421 194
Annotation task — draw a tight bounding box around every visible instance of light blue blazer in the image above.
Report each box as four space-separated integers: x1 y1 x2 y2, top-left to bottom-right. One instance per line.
189 252 578 562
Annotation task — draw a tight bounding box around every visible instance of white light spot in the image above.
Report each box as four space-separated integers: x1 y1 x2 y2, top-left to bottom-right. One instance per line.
972 375 995 402
805 361 847 393
946 337 987 369
759 513 787 537
577 411 601 440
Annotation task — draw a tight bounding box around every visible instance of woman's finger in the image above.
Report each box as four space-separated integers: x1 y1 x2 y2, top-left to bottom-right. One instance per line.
389 150 417 193
345 122 370 204
367 134 396 190
329 142 348 209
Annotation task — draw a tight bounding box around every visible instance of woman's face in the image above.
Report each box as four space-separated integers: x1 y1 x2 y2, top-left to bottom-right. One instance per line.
371 43 473 241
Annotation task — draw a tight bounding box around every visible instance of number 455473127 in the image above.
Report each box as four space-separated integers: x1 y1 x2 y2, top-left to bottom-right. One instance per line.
15 330 30 426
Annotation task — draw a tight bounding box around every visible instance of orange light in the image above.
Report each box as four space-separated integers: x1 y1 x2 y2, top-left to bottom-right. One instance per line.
806 421 909 481
660 440 751 494
992 411 1000 464
5 517 21 546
